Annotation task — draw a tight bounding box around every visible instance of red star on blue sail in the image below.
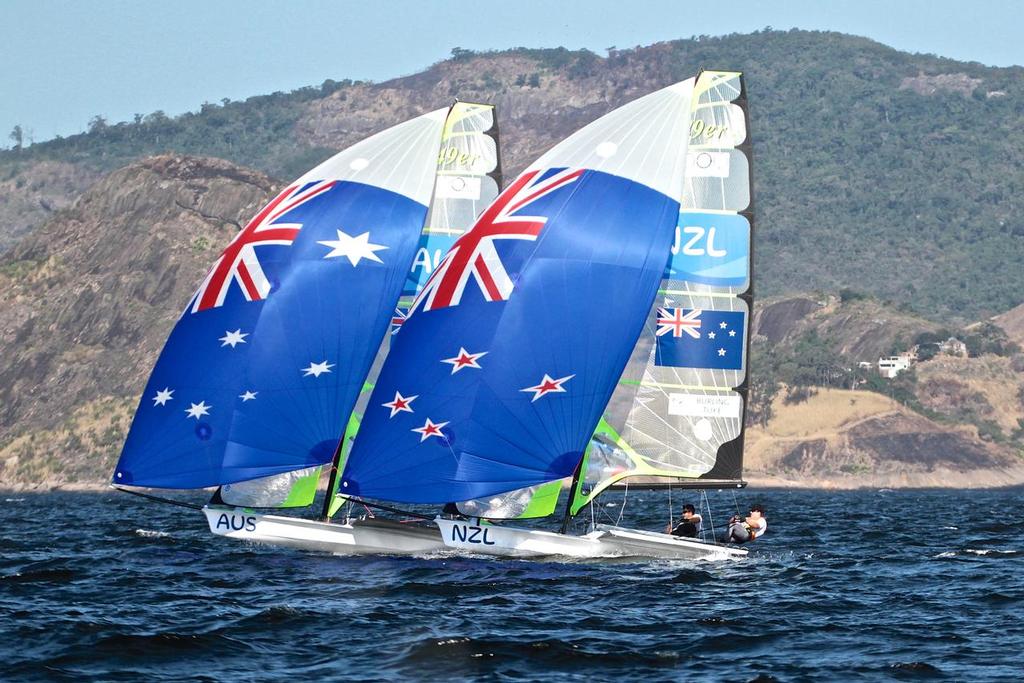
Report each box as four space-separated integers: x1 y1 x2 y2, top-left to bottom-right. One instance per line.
441 347 488 374
520 374 575 402
382 391 417 418
411 417 449 442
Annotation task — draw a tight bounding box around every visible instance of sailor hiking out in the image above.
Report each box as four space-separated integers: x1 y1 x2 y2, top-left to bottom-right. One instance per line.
723 504 767 544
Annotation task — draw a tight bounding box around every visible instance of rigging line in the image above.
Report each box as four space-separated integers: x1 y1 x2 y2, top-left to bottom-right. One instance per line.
112 486 203 511
701 489 717 546
345 496 435 521
616 480 629 526
668 482 674 530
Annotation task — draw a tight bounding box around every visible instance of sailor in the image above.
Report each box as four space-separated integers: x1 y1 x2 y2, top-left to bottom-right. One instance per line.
723 504 767 544
666 503 703 538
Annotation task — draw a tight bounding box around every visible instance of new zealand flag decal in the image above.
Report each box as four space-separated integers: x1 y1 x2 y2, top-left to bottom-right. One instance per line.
655 308 745 370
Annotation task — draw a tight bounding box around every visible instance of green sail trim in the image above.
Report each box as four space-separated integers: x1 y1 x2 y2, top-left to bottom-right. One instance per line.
326 386 370 518
516 479 563 518
569 417 703 516
280 467 323 507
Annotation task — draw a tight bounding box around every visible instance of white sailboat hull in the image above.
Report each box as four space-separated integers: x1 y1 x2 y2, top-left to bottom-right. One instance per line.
203 507 446 556
436 519 747 561
203 508 747 561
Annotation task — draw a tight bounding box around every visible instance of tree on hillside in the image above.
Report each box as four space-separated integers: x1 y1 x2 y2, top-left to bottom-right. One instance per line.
8 125 22 150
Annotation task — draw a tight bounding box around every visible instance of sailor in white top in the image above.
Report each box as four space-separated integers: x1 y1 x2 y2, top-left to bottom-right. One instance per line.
724 505 767 544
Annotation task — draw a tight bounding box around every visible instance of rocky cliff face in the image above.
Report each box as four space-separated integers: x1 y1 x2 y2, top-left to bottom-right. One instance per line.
0 155 275 484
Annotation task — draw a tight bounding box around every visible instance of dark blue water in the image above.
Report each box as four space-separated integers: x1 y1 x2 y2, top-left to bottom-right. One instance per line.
1 488 1022 681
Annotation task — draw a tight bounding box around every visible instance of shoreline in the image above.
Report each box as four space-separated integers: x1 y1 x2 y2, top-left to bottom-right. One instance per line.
5 467 1024 494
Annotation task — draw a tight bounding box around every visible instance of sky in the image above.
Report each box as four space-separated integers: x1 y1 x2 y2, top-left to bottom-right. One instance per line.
2 0 1022 147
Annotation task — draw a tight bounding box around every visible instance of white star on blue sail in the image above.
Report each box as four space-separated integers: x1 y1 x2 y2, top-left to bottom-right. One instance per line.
185 401 211 419
302 360 334 377
219 329 248 348
152 388 174 406
317 230 388 266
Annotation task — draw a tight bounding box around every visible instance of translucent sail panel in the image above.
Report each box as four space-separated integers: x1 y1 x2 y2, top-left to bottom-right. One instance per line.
113 110 448 490
405 102 502 299
574 71 754 507
457 478 564 519
220 466 321 508
341 80 696 504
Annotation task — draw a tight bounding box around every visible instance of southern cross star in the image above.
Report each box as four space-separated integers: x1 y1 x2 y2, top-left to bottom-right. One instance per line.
412 417 449 442
441 347 487 374
152 387 174 406
383 391 417 418
239 390 258 402
520 373 575 402
302 360 335 377
185 401 211 419
317 230 388 266
219 329 248 348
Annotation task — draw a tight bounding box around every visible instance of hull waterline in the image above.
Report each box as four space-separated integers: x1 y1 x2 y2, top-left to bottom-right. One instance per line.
203 507 446 556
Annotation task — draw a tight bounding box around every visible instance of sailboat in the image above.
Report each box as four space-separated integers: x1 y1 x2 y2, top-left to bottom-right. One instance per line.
335 70 755 561
113 103 501 555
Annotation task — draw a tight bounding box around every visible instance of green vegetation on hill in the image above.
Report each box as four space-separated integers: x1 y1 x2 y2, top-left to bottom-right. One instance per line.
3 30 1024 320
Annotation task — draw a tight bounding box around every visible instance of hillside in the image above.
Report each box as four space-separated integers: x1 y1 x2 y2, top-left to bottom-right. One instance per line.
0 156 276 484
2 30 1024 320
744 295 1024 487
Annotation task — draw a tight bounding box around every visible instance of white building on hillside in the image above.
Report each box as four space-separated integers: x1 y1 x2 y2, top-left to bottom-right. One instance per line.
878 354 913 379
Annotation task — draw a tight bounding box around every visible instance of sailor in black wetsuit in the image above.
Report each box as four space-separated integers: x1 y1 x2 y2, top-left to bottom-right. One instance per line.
666 504 702 538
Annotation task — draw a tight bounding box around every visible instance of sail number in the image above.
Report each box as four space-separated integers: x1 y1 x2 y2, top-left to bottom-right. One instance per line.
450 522 496 545
215 513 257 533
437 145 481 170
690 119 729 141
672 225 727 257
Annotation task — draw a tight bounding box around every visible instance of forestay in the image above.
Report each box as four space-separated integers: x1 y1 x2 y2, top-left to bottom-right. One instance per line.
113 109 448 489
340 80 696 504
572 71 755 513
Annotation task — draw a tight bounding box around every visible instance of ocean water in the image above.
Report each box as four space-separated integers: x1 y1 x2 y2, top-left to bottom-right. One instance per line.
1 487 1021 682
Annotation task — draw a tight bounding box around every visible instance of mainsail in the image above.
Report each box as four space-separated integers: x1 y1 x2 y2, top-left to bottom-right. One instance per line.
340 80 697 504
571 71 754 514
113 109 449 489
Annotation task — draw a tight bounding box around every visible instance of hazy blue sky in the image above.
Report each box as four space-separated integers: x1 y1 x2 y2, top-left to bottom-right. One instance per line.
2 0 1021 146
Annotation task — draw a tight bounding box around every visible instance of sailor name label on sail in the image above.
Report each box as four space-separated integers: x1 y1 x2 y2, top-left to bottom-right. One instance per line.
668 392 743 419
665 211 750 289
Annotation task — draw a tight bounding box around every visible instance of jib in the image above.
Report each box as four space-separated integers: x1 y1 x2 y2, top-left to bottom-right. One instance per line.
451 524 495 545
216 513 257 533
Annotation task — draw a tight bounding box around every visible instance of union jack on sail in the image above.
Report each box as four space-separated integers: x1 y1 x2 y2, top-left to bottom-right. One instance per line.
409 168 583 314
656 307 702 338
189 180 337 313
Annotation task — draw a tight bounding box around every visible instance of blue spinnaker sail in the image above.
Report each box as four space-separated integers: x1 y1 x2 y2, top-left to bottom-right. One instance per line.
113 110 448 489
340 80 696 504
